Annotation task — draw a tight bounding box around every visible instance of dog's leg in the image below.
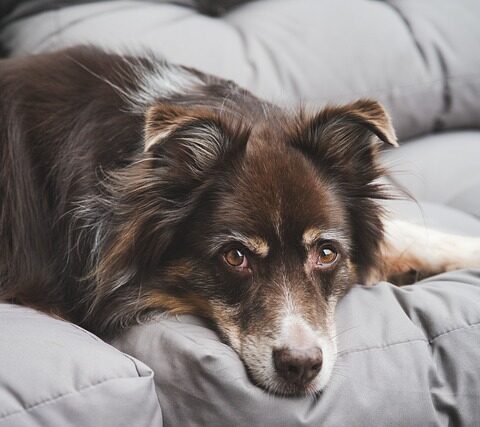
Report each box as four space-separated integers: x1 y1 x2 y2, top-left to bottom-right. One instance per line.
367 219 480 285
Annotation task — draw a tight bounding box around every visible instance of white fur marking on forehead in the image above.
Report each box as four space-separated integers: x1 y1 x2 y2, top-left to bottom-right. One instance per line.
282 286 296 316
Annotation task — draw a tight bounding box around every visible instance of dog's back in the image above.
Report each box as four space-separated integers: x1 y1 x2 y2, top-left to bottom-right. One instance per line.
1 49 135 312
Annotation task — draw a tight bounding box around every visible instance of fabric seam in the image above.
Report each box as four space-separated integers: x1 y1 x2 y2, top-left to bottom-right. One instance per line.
0 375 144 422
429 321 480 342
339 322 480 357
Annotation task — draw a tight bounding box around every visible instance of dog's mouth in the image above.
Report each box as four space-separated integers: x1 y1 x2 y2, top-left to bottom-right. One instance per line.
224 316 338 396
240 334 337 396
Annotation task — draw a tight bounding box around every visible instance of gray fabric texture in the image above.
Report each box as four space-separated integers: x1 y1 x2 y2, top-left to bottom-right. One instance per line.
387 0 480 132
0 304 163 427
383 199 480 237
381 130 480 219
1 1 480 425
1 0 480 140
0 1 206 26
112 269 480 426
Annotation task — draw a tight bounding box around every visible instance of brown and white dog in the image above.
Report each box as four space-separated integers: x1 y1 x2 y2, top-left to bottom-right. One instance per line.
1 47 479 396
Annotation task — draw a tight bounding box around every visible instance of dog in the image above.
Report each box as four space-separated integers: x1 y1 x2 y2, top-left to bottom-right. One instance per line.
1 46 479 396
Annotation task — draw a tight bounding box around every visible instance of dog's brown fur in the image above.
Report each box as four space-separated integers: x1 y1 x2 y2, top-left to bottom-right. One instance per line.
0 46 401 395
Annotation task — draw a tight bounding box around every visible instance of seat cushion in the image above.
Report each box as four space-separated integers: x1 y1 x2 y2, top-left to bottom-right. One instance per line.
0 304 162 427
112 269 480 426
381 130 480 219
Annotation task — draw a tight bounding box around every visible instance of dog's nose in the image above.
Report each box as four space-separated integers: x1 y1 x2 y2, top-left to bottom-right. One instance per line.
272 346 323 385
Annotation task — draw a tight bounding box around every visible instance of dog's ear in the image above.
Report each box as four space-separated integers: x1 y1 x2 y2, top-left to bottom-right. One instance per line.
293 99 397 187
143 104 249 180
88 105 249 313
305 98 398 148
292 99 397 282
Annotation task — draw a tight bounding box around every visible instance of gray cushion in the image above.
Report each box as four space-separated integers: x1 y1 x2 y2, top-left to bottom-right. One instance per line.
387 0 480 132
2 2 480 425
383 199 480 237
2 0 480 140
112 269 480 426
381 130 480 219
0 304 162 427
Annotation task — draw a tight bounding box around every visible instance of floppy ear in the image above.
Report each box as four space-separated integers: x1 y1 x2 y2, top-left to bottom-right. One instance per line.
291 99 397 282
293 99 397 188
144 103 249 174
88 105 249 312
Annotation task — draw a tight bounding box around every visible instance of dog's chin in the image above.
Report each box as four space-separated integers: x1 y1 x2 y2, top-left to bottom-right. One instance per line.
234 334 338 397
263 377 325 397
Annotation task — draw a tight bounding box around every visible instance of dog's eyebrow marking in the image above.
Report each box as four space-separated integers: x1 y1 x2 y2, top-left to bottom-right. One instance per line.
303 227 349 248
210 232 269 257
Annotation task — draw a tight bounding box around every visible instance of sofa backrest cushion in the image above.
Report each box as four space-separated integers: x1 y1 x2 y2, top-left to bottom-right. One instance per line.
1 0 479 141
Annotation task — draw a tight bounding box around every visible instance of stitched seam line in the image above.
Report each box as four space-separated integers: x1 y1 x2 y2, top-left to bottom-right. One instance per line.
429 321 480 343
339 322 480 357
338 338 428 357
0 375 136 421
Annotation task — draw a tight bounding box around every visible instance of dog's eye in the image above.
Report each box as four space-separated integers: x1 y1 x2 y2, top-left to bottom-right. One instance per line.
224 248 249 268
316 245 338 267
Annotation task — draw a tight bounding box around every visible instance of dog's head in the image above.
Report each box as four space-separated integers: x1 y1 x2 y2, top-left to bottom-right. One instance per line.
88 99 396 396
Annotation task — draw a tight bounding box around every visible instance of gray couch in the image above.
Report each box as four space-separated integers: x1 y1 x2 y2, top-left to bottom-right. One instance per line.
1 1 480 425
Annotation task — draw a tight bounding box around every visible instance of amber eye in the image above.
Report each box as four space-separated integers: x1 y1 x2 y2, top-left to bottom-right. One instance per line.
316 245 338 267
224 248 249 268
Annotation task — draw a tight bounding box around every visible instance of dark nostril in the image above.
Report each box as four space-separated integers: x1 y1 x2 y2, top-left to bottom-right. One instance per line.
288 364 299 374
273 346 323 386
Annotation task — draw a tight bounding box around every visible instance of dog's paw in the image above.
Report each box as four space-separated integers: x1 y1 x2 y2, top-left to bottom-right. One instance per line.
380 219 480 284
441 236 480 272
